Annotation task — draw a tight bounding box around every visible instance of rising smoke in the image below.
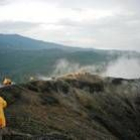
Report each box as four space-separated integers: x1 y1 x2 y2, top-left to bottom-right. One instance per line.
36 56 140 81
52 59 106 77
103 57 140 79
52 57 140 79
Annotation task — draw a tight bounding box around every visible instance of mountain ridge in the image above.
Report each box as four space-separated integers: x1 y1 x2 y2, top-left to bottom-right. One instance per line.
0 73 140 140
0 33 140 83
0 33 88 51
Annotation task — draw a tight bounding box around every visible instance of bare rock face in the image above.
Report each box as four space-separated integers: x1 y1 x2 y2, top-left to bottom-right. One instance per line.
0 128 71 140
2 134 70 140
0 73 140 140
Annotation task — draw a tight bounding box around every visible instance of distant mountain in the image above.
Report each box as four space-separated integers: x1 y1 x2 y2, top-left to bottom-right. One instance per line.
0 34 82 51
0 34 139 83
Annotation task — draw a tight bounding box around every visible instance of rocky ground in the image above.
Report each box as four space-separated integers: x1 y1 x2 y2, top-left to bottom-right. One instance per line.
0 73 140 140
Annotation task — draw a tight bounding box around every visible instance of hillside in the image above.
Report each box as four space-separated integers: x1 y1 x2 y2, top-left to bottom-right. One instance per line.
1 34 140 83
0 34 115 83
0 73 140 140
0 34 67 50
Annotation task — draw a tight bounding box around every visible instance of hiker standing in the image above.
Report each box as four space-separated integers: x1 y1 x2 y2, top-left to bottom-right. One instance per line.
0 97 7 128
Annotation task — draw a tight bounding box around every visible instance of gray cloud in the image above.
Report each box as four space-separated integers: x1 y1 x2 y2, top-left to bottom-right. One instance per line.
0 0 140 51
0 0 11 5
0 21 39 34
55 11 140 50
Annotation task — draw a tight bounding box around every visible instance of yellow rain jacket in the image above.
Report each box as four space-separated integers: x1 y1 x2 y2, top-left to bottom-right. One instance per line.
0 97 7 128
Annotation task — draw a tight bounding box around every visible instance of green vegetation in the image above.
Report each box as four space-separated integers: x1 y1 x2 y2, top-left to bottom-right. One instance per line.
1 34 140 84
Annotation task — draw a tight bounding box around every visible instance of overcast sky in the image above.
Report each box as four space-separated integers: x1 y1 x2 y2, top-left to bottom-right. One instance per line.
0 0 140 51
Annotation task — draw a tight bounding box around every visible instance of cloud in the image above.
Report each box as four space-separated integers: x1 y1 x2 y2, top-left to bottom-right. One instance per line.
0 21 39 34
0 0 140 51
0 0 10 5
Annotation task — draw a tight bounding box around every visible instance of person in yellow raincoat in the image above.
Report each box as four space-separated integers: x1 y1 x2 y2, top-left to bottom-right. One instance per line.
0 97 7 128
3 78 12 86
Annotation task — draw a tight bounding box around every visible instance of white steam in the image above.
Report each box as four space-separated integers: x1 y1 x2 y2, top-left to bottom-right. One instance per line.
53 58 140 79
103 57 140 79
53 59 80 76
36 74 52 81
34 57 140 81
52 59 106 76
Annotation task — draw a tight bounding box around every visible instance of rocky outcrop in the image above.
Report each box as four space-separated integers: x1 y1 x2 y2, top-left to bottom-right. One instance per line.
0 73 140 140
